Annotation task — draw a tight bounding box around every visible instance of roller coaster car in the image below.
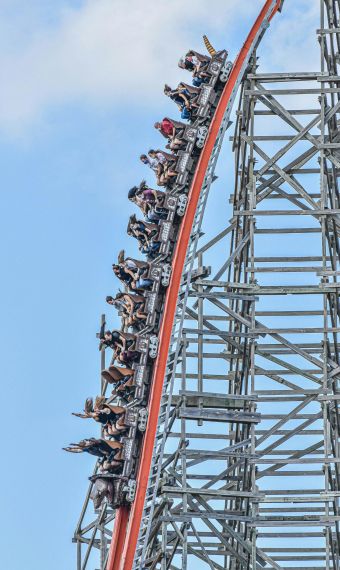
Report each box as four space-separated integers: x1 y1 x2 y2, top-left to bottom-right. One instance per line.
158 117 208 152
113 257 172 296
147 261 172 288
123 478 137 503
113 251 172 294
117 408 147 479
167 131 209 188
120 431 139 475
144 290 162 328
115 293 148 333
91 408 146 504
72 397 129 437
106 330 158 364
156 220 174 256
127 216 163 260
127 214 175 259
124 406 148 432
90 473 126 509
90 473 137 508
132 363 151 401
173 150 195 186
207 51 232 83
196 52 232 119
163 193 188 218
183 123 209 150
152 149 194 190
136 199 186 258
101 365 136 402
135 333 159 360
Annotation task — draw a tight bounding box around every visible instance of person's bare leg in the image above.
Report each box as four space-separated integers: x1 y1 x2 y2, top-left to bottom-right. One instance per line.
135 309 147 320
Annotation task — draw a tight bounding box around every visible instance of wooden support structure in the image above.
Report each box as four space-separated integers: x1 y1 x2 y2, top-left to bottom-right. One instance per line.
138 1 340 568
71 1 340 568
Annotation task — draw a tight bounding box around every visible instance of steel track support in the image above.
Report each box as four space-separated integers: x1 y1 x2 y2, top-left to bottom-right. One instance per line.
73 314 114 570
138 2 340 569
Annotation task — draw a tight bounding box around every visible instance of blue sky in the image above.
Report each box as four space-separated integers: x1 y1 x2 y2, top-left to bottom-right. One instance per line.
0 1 320 568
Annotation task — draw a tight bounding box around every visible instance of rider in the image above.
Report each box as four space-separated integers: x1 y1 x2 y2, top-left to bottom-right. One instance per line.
107 291 148 329
101 365 136 402
73 397 128 437
148 149 177 186
179 50 211 86
100 330 140 365
112 250 154 292
154 117 186 151
64 438 124 473
164 84 199 120
128 182 167 222
92 399 128 437
140 153 159 172
127 214 161 258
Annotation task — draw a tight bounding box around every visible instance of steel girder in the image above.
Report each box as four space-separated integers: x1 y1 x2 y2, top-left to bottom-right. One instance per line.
140 2 340 569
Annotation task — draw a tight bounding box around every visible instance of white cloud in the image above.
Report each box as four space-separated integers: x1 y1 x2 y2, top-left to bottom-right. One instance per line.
0 0 265 133
0 0 324 135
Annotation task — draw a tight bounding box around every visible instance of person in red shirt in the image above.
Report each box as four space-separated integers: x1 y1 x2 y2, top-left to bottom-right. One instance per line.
154 117 186 151
156 117 175 137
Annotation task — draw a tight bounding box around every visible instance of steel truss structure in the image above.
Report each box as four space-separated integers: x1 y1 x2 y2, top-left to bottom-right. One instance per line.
73 315 115 570
72 1 340 569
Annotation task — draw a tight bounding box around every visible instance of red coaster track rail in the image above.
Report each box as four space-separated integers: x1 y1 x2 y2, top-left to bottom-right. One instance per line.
107 2 283 568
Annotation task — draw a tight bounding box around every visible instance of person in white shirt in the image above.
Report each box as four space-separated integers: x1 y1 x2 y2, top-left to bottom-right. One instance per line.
139 153 158 172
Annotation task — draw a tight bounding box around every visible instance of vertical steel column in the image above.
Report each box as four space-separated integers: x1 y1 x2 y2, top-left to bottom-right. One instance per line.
73 314 114 570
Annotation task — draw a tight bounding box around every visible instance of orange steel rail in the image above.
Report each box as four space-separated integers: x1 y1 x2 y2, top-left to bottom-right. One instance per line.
107 2 283 569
